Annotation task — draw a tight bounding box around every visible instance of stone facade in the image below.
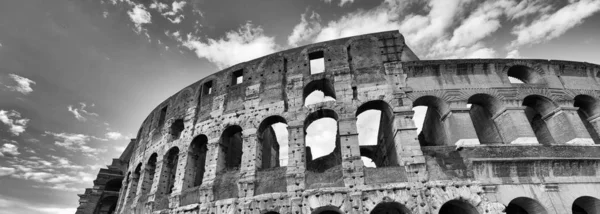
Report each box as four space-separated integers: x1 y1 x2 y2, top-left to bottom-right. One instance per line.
76 30 600 214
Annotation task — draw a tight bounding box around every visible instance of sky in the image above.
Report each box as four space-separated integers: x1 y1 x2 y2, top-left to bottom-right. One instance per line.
0 0 599 213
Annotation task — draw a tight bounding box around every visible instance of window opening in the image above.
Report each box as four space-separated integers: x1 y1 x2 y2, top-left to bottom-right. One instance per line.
309 51 325 74
203 81 213 95
158 106 167 128
232 69 243 85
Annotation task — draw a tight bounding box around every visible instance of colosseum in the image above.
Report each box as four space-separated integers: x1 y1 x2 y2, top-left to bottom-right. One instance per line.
76 30 600 214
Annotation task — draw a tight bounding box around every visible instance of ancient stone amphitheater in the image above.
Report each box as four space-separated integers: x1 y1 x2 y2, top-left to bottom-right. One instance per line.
76 30 600 214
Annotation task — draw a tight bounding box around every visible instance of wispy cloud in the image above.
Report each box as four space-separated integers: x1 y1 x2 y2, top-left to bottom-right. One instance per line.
67 102 99 122
322 0 355 7
509 0 600 48
105 131 129 140
0 110 30 136
288 11 322 47
184 22 279 69
127 3 152 33
44 131 106 156
0 166 16 176
2 74 36 95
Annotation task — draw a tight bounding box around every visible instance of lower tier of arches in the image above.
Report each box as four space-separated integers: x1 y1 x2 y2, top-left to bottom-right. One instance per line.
117 182 600 214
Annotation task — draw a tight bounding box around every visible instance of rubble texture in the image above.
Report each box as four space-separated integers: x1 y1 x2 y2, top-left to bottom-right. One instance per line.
77 31 600 214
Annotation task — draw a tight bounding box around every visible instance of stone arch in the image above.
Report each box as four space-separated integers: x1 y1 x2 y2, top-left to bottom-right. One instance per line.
572 196 600 214
574 95 600 143
94 196 118 214
104 178 122 192
303 78 336 106
370 201 411 214
412 95 451 146
169 118 185 140
219 125 244 171
502 61 546 84
522 95 560 145
304 109 341 172
160 147 180 195
468 93 505 144
141 153 158 197
505 197 548 214
127 163 142 199
356 100 399 167
439 199 479 214
312 205 343 214
257 115 288 169
183 134 208 189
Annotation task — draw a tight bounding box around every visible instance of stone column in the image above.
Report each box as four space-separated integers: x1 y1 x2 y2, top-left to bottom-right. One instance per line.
197 137 220 203
545 107 593 145
444 107 480 146
238 130 258 198
492 107 539 144
394 108 426 182
587 114 600 142
337 117 364 189
286 122 306 196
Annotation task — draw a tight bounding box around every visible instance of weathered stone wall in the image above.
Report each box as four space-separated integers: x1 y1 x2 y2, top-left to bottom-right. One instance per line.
79 30 600 214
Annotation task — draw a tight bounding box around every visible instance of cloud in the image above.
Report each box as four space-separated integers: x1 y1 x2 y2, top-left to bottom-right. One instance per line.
127 3 152 33
0 143 20 156
0 167 16 176
44 131 106 156
509 0 600 48
506 50 521 58
305 118 337 159
0 110 29 136
161 1 187 24
184 22 279 69
67 102 99 122
465 47 497 59
3 74 36 95
105 131 129 140
288 11 322 47
322 0 355 7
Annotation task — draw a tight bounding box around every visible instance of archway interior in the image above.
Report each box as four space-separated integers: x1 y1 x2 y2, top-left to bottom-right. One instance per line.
258 116 289 169
505 197 548 214
104 178 122 192
96 196 118 214
187 135 208 188
141 153 158 197
220 125 244 171
304 109 340 172
413 96 450 146
170 119 185 140
370 201 411 214
522 95 558 145
574 95 600 143
356 100 398 167
468 94 504 144
573 196 600 214
163 147 180 195
303 79 336 107
439 200 479 214
507 65 542 84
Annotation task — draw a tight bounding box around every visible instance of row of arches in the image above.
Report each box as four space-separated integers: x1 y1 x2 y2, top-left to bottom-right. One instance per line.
413 93 600 146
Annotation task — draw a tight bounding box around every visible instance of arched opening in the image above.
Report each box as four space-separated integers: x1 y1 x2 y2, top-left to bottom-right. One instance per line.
95 196 118 214
439 199 479 214
257 116 289 169
303 78 336 107
412 96 450 146
506 197 548 214
170 119 185 140
304 109 341 172
127 164 142 200
184 135 208 188
468 94 504 144
161 147 180 195
312 206 342 214
141 153 158 197
370 201 411 214
573 196 600 214
522 95 559 145
219 125 244 171
574 95 600 143
104 178 122 192
507 65 544 84
356 100 398 167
